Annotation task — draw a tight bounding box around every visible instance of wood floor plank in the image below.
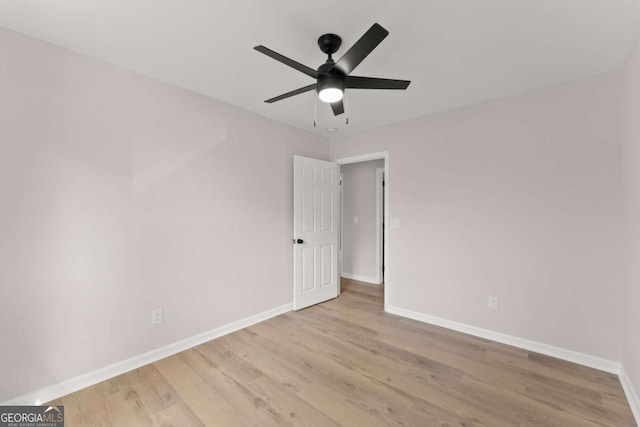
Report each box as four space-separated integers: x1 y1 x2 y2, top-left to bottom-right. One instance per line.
48 278 636 426
153 355 247 426
155 401 206 427
102 388 159 427
220 330 392 427
178 348 289 427
125 365 178 415
59 387 113 427
194 342 342 427
126 364 204 426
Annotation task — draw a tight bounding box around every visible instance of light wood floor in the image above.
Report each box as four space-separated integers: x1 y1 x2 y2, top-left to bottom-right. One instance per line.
50 279 636 426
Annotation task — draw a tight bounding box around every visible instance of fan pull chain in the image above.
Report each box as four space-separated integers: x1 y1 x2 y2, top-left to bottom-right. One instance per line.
345 90 349 125
313 94 317 127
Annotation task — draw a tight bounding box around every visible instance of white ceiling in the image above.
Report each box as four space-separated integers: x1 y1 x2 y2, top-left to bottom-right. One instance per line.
1 0 639 137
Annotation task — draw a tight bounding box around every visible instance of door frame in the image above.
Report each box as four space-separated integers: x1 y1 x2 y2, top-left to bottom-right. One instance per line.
376 167 384 285
333 151 390 311
339 172 344 295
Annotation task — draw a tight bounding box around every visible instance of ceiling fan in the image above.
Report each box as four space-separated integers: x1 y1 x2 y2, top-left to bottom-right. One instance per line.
254 23 411 116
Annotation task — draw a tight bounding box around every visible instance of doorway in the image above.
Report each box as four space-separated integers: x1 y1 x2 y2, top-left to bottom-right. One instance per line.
334 151 390 310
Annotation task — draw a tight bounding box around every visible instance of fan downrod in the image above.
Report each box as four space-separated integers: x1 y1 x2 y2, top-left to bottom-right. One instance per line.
317 34 342 57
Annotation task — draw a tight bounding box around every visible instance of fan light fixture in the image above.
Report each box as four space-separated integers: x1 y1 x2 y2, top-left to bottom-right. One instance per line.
318 87 343 103
317 77 345 103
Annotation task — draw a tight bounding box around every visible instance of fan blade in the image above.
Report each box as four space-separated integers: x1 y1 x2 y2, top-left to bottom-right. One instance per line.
331 99 345 116
334 23 389 75
254 46 319 79
346 76 411 90
265 84 316 103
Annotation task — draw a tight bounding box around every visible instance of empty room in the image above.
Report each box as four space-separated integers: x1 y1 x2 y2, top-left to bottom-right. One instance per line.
1 1 639 426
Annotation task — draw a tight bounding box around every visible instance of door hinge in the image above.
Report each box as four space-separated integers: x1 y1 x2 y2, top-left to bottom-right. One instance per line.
382 180 385 187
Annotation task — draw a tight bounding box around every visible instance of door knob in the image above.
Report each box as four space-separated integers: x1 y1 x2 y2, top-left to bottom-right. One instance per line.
295 239 304 244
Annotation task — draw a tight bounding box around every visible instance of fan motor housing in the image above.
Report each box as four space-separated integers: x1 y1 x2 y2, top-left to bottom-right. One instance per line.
316 60 346 94
317 75 345 95
317 33 342 56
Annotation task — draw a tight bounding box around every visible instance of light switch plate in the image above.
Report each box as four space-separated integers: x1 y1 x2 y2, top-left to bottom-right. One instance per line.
390 218 400 229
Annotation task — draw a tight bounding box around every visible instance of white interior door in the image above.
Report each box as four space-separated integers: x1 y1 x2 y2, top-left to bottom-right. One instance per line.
293 155 339 310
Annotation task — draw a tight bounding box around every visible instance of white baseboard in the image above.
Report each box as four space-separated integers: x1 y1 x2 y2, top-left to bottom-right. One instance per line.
620 365 640 425
385 304 621 374
2 303 293 405
341 272 381 285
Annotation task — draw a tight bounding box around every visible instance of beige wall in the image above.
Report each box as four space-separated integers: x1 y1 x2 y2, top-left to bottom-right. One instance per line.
0 28 327 402
341 159 384 283
622 37 640 406
330 73 624 361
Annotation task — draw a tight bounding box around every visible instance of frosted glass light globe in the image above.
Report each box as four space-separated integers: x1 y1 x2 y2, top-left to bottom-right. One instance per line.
318 87 344 103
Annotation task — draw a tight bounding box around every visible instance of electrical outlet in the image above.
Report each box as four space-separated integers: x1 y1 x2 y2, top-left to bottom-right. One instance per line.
151 308 163 325
488 296 499 310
